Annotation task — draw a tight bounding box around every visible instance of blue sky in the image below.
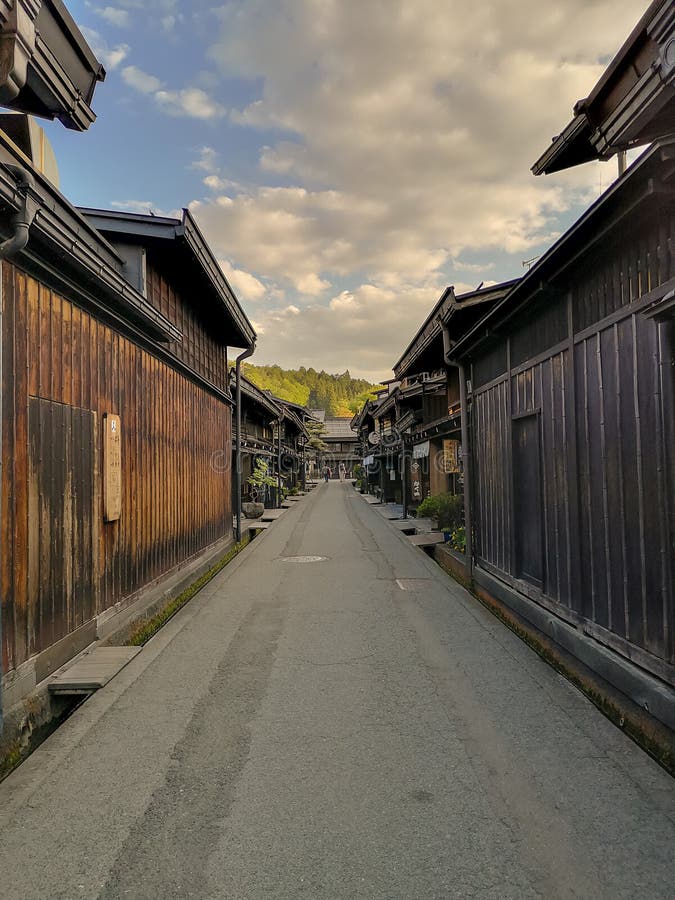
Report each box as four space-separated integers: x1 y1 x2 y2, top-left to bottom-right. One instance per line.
45 0 648 381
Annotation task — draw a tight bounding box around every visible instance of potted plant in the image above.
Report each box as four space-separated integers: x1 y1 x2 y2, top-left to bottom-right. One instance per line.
243 459 277 518
416 495 440 526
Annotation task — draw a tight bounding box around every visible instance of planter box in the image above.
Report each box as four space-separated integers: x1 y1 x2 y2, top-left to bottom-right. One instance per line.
242 501 264 519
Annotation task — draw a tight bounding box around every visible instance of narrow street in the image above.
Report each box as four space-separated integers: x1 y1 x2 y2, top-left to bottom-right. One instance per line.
1 481 673 900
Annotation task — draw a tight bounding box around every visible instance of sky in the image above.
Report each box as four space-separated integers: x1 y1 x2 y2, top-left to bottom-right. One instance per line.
46 0 649 382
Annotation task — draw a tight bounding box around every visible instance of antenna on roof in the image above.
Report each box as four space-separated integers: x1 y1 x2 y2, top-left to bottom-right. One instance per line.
522 256 539 270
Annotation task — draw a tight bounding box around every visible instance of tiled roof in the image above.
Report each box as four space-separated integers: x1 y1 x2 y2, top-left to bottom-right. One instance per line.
323 417 358 439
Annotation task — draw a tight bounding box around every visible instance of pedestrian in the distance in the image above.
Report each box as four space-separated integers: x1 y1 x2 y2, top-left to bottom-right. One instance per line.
324 465 330 483
339 463 346 482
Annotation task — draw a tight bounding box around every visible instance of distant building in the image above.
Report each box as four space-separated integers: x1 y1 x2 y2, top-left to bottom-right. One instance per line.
308 410 359 477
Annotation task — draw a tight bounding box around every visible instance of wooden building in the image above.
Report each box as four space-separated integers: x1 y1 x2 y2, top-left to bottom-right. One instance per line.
308 409 360 478
351 395 383 493
0 23 255 721
231 372 281 507
369 384 404 502
392 281 517 513
275 399 309 494
449 1 675 708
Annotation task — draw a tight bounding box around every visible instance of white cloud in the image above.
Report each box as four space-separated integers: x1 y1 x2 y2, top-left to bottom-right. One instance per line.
155 88 225 119
201 0 644 300
249 281 448 382
79 27 129 70
120 68 225 119
218 260 266 302
192 147 218 172
203 175 231 191
95 6 130 28
121 65 162 94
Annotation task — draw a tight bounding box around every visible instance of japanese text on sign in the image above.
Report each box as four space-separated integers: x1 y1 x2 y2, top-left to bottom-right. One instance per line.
103 413 122 522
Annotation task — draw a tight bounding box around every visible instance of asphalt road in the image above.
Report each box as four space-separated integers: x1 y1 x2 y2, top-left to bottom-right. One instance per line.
1 481 674 899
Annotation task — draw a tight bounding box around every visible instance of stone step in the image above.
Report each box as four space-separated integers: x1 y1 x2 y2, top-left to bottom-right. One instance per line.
49 646 142 695
406 533 446 547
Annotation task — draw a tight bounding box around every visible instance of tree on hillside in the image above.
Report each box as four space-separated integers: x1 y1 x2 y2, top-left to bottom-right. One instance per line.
243 363 383 412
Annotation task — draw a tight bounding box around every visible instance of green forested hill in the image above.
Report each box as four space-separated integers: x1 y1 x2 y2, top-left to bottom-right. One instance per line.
243 363 382 417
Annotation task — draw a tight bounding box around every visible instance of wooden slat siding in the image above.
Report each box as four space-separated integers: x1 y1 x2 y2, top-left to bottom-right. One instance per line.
635 311 665 657
14 270 29 666
659 320 675 665
596 331 612 629
28 399 96 644
2 264 233 678
27 399 40 653
571 215 669 333
654 323 670 655
140 253 233 393
601 326 623 634
474 382 510 572
1 263 15 671
469 201 675 678
560 350 573 609
540 362 552 598
617 316 643 648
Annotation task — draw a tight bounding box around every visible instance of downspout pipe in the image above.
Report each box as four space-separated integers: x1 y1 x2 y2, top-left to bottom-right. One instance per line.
0 164 37 732
235 344 255 543
442 322 473 579
0 165 38 259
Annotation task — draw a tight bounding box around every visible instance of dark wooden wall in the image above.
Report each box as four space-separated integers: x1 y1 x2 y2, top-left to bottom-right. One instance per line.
2 262 232 675
470 204 675 684
145 255 229 393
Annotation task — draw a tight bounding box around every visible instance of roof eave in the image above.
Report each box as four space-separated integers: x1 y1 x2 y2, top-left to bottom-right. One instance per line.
0 0 105 132
78 207 256 349
393 286 455 378
451 139 672 359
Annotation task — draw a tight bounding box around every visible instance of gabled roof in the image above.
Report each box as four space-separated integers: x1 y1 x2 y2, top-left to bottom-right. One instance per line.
441 279 520 349
79 207 256 349
231 372 282 419
278 403 309 438
393 287 455 379
393 280 519 379
374 386 399 420
532 0 675 174
350 402 373 431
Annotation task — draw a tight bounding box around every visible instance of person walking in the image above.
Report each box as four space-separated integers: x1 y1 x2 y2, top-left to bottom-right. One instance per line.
339 463 346 482
323 465 331 483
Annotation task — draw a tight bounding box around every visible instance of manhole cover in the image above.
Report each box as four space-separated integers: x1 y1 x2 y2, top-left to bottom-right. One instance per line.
279 555 327 563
